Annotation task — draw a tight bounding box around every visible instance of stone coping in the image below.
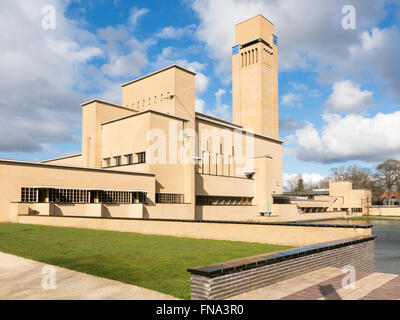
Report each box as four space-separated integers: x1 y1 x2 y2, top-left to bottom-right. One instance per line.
17 214 373 229
187 236 377 278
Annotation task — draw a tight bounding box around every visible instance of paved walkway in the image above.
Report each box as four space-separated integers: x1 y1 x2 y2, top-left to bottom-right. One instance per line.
229 267 400 300
0 252 177 300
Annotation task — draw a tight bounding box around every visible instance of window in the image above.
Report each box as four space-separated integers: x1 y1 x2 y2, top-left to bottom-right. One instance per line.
155 193 184 204
273 35 278 46
103 158 111 167
49 189 89 203
21 187 38 203
99 191 146 204
114 156 121 166
136 152 146 164
196 195 253 206
125 154 133 165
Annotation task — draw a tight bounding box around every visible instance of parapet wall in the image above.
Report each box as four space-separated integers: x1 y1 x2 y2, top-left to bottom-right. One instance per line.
367 206 400 217
188 236 375 300
16 215 371 247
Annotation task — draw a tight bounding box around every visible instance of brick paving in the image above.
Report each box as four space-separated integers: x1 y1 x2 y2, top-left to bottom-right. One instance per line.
281 270 371 300
229 267 400 300
360 275 400 300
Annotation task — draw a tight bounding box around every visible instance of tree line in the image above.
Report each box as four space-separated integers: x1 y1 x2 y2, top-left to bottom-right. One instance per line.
286 159 400 204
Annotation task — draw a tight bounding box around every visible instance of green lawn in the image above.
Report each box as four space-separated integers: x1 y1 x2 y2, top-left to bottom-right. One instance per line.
0 223 291 299
346 216 400 222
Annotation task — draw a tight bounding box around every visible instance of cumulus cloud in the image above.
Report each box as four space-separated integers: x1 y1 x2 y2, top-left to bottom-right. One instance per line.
0 1 151 154
281 82 320 107
326 80 373 114
153 47 209 94
156 24 196 39
207 89 232 120
190 0 400 95
129 7 149 26
195 98 205 113
291 111 400 164
281 93 302 107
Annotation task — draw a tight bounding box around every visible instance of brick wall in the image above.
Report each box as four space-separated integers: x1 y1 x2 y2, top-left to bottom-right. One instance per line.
189 237 375 300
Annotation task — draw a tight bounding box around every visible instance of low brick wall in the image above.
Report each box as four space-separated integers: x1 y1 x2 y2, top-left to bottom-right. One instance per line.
188 236 375 300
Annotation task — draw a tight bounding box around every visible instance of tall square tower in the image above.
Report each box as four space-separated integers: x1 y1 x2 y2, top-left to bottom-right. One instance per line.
232 15 279 139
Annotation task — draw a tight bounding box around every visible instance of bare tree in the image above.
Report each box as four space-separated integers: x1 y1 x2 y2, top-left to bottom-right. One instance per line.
375 159 400 205
285 174 304 194
330 165 373 189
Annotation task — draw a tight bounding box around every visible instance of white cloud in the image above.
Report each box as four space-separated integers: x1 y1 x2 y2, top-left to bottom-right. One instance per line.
156 24 196 39
291 111 400 164
326 80 373 114
207 89 232 120
195 98 205 112
153 47 209 94
129 7 149 26
0 1 151 153
191 0 400 96
281 93 302 107
281 82 320 107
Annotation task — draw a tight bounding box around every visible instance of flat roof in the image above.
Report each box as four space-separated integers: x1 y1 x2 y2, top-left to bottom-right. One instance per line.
41 153 82 163
101 109 190 126
0 159 156 177
235 14 275 26
195 112 243 128
81 99 139 112
195 113 283 144
121 65 196 88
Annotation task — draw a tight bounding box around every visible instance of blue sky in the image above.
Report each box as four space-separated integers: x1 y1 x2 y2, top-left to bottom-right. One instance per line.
0 0 400 187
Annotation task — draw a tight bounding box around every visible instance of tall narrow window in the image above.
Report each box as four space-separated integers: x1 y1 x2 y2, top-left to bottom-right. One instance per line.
255 48 258 63
103 158 111 167
125 154 133 165
114 156 121 166
136 152 146 164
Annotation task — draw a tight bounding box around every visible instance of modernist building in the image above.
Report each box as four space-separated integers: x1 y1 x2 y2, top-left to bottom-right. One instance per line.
0 15 290 223
287 181 372 215
0 15 370 223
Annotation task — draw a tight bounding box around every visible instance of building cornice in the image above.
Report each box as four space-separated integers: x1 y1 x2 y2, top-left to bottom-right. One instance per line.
101 109 190 126
121 65 196 88
195 113 283 144
81 99 139 112
40 153 82 163
0 159 156 177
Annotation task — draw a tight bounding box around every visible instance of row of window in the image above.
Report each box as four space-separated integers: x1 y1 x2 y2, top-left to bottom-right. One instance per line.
301 207 329 214
126 92 173 109
49 189 89 203
241 49 258 67
21 187 38 203
240 47 274 68
103 152 146 168
21 187 147 204
99 191 147 204
196 195 253 206
155 193 184 204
